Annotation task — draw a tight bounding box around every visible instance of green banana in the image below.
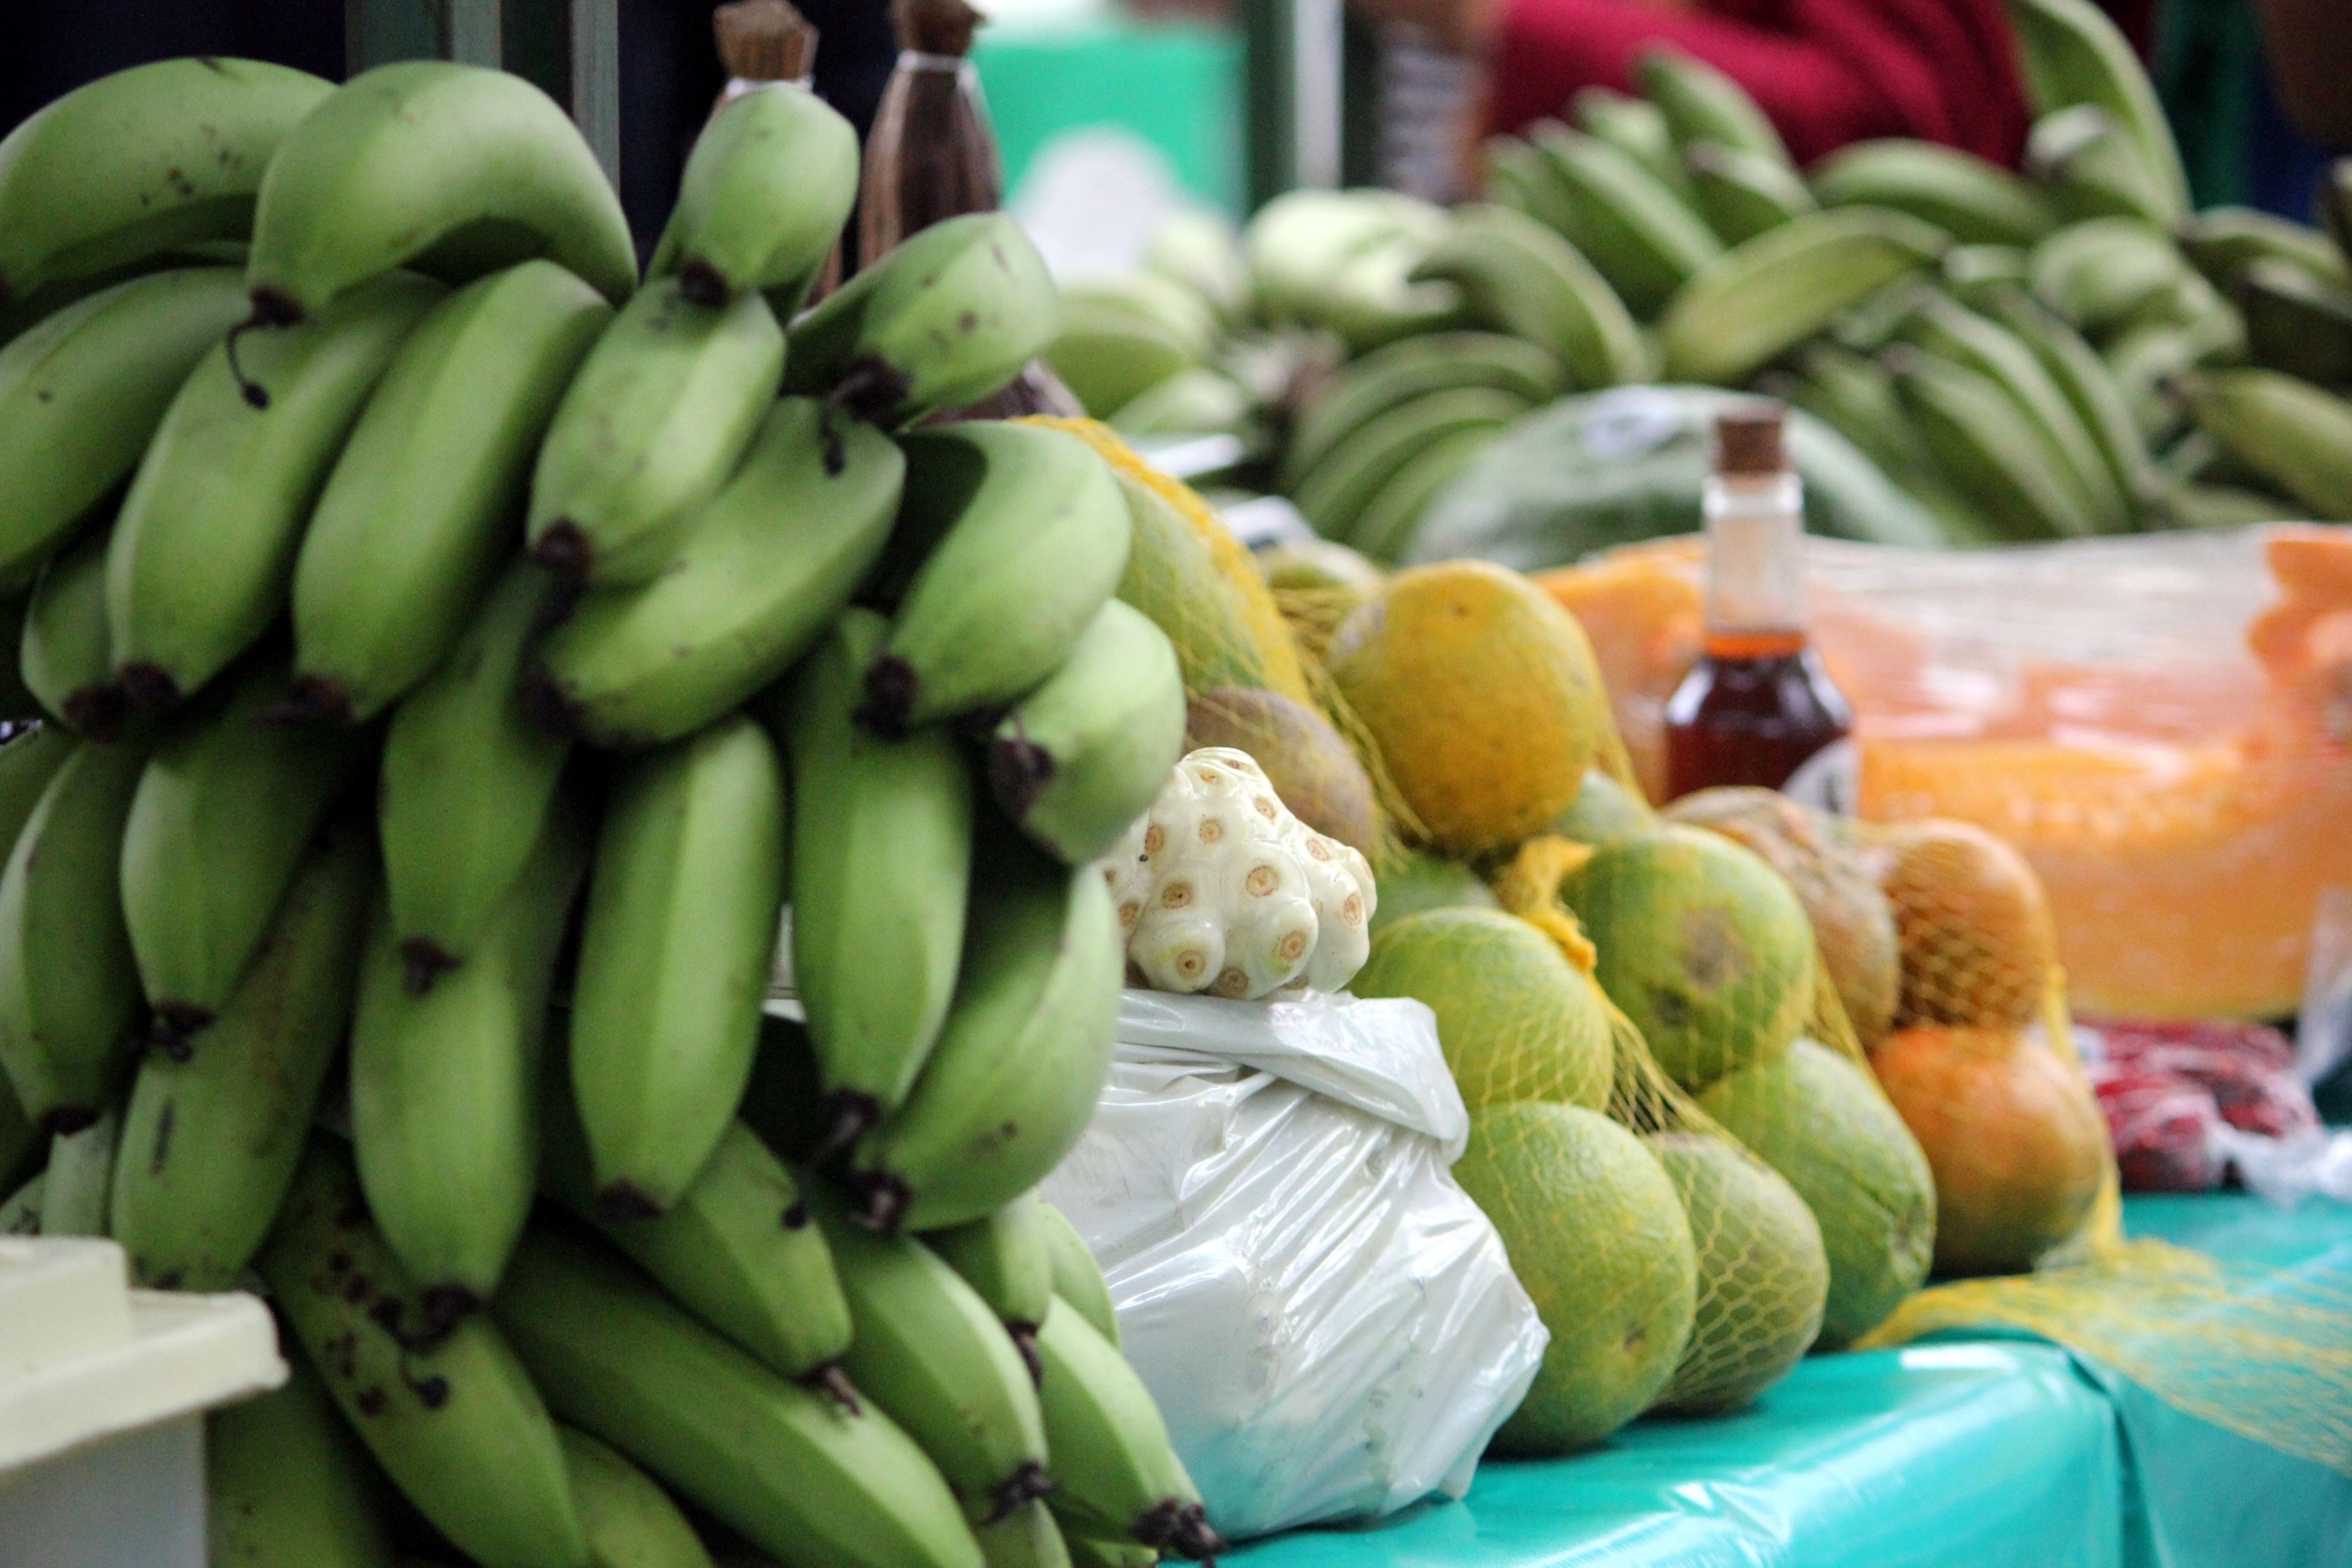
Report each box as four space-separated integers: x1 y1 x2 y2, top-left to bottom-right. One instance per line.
1241 190 1452 337
108 271 446 711
812 1193 1053 1519
1940 244 2033 311
1889 346 2098 538
0 721 76 848
0 59 330 304
848 826 1123 1233
496 1224 986 1568
287 259 612 723
22 521 127 740
1683 140 1816 245
2007 0 2190 218
1292 386 1528 542
559 1426 716 1568
1142 211 1248 326
1 1169 43 1234
977 1503 1073 1568
529 398 904 748
1984 286 2156 506
2029 217 2189 338
258 1142 590 1568
119 653 374 1040
989 599 1189 867
1484 136 1580 241
39 1099 122 1237
1105 368 1252 439
647 83 859 309
2178 368 2352 522
525 279 784 588
0 597 40 720
1636 47 1791 165
1290 241 1465 356
1779 342 1926 482
1058 275 1220 364
860 421 1130 735
353 795 589 1319
1034 1297 1220 1561
1807 139 2055 247
380 564 571 991
208 1349 397 1568
110 813 374 1289
247 61 635 322
1529 126 1723 318
0 735 151 1132
1572 88 1697 203
1658 206 1949 386
1062 1533 1155 1568
2178 206 2351 293
2152 482 2303 530
1046 299 1207 421
925 1190 1057 1376
1036 1201 1118 1349
1343 421 1500 563
783 212 1059 427
0 266 250 585
2105 309 2246 443
783 608 972 1156
1407 205 1645 392
2237 256 2352 388
543 1086 853 1392
2026 104 2175 226
572 715 787 1217
1900 293 2128 529
1283 332 1566 489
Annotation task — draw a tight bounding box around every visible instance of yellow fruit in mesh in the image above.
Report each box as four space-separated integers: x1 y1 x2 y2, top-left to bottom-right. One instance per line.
1870 819 2056 1030
1326 561 1616 856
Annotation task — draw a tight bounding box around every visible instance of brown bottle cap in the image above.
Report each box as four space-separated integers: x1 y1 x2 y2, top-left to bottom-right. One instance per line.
895 0 985 56
1715 405 1787 476
715 0 817 82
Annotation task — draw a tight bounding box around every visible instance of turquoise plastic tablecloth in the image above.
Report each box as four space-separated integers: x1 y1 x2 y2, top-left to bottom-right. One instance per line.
1225 1194 2352 1568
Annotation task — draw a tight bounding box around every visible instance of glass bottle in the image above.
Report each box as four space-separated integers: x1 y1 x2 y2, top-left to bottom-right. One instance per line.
1661 407 1857 811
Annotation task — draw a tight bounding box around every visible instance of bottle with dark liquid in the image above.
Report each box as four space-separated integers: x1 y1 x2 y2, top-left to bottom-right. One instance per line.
1662 407 1857 811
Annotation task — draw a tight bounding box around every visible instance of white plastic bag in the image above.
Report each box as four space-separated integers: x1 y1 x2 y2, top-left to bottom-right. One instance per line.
1039 989 1547 1541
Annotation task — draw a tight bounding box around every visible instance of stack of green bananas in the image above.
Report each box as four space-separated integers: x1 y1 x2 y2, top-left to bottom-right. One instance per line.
0 55 1218 1568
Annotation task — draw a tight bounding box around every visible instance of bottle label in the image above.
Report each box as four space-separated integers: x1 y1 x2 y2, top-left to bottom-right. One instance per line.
1781 739 1860 817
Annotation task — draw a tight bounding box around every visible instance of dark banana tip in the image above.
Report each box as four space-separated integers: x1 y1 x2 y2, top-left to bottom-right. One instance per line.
397 937 460 996
676 258 732 309
853 656 917 740
593 1180 666 1222
984 1461 1058 1523
520 666 586 740
801 1362 864 1416
38 1104 100 1137
846 1170 911 1234
1009 1323 1044 1388
115 662 184 714
987 733 1055 820
807 1090 882 1170
832 355 912 426
248 288 304 328
1173 1504 1228 1563
416 1284 484 1340
142 1015 196 1063
528 520 594 587
1132 1499 1187 1550
154 1000 217 1044
259 674 356 727
60 682 130 744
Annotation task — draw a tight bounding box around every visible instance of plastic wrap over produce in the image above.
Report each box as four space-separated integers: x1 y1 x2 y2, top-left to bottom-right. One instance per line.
1039 989 1547 1540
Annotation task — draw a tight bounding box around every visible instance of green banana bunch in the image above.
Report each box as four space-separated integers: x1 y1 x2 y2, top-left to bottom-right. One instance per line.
120 653 374 1040
108 271 445 711
207 1349 397 1568
848 827 1123 1234
812 1194 1054 1519
1292 386 1524 544
1347 421 1501 562
647 83 859 309
1572 89 1697 202
2178 368 2352 521
530 398 905 748
1035 1297 1220 1561
1045 275 1218 419
783 213 1059 427
1900 293 2128 530
2029 220 2189 339
288 259 612 723
1940 245 2033 311
925 1190 1058 1373
1407 205 1645 392
989 599 1186 867
2007 0 2190 219
258 1142 590 1568
1807 139 2056 248
111 813 374 1290
1888 346 2098 538
559 1426 716 1568
0 266 250 585
2178 206 2351 293
1658 206 1949 386
2236 257 2352 388
784 608 972 1156
1036 1201 1119 1348
526 279 784 588
1529 126 1722 318
39 1100 122 1237
1683 140 1815 245
1984 286 2156 507
1242 190 1452 332
0 58 330 305
495 1225 986 1568
543 1084 854 1394
572 715 786 1217
2026 105 2175 227
1284 332 1565 489
23 523 126 740
0 735 151 1132
379 564 571 991
2105 309 2246 443
353 795 589 1320
860 421 1130 735
247 61 636 322
1636 47 1792 166
977 1504 1073 1568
